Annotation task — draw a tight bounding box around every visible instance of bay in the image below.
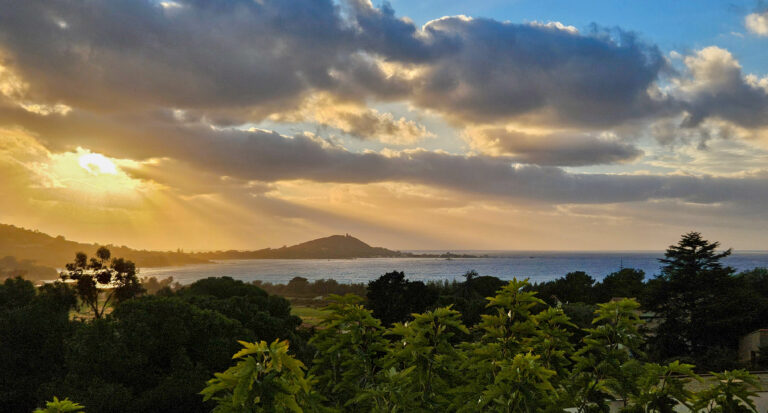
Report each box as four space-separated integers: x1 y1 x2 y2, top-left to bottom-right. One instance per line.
139 251 768 285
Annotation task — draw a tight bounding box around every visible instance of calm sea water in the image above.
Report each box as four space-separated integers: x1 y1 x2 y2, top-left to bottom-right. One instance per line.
139 251 768 285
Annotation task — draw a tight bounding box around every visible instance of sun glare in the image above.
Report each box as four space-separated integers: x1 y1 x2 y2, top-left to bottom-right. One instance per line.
35 148 146 199
78 153 118 175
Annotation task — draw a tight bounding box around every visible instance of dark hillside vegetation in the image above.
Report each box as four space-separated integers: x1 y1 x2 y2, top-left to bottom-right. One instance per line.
0 270 310 413
0 224 207 279
5 233 768 412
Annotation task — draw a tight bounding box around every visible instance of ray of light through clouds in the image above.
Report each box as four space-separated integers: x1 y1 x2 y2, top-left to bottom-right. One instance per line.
0 0 767 250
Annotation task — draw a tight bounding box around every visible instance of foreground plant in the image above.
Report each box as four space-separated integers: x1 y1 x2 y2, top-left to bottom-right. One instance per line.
200 340 317 413
33 397 84 413
694 370 761 413
203 279 762 413
309 294 387 409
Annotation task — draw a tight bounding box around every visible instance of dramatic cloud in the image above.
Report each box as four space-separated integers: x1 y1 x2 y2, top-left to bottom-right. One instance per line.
5 107 766 207
406 16 671 126
674 47 768 128
0 0 674 129
270 94 434 145
465 128 643 166
0 0 355 116
746 11 768 36
1 0 768 249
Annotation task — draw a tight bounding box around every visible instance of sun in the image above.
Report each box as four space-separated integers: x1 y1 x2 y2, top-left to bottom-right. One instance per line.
78 153 118 175
39 148 144 196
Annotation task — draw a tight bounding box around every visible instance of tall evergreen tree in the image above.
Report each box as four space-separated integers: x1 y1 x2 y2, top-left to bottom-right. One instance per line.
646 232 749 369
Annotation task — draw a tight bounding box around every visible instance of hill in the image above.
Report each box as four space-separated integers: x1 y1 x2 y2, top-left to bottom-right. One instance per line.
193 234 406 260
0 225 477 281
0 224 208 280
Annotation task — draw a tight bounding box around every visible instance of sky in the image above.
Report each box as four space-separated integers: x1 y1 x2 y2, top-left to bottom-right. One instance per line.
1 0 768 251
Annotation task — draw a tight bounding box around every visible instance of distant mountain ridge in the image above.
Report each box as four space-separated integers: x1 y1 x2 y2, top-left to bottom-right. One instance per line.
0 224 207 280
0 224 478 281
192 234 406 260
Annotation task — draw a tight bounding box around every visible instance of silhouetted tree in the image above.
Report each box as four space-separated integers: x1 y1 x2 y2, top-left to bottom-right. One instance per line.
448 272 506 326
366 271 438 326
0 278 76 411
595 268 646 303
59 247 144 319
174 277 310 362
532 271 597 305
645 232 754 369
53 296 248 412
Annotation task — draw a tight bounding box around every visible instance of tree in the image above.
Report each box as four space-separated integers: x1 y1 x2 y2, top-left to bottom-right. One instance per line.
570 299 646 412
54 296 249 413
646 232 748 368
0 278 76 412
450 272 507 326
175 277 309 362
557 272 597 304
386 306 469 408
658 232 732 277
594 268 645 303
309 294 387 409
529 271 597 305
59 247 144 319
366 271 438 326
463 279 564 412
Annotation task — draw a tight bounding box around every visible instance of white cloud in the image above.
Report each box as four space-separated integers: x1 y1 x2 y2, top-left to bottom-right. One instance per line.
746 11 768 36
528 21 579 34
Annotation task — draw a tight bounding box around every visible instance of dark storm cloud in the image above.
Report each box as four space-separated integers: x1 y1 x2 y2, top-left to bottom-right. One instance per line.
0 0 674 128
6 103 767 207
409 17 673 126
468 128 643 166
0 0 766 186
0 0 355 113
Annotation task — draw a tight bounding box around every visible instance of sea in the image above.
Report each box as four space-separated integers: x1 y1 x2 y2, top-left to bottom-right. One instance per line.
139 251 768 285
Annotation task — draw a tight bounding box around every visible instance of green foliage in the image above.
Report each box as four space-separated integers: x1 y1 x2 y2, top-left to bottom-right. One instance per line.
694 370 761 413
53 296 250 412
309 294 387 409
595 268 646 303
348 366 418 412
254 277 367 302
570 299 646 412
209 277 765 413
659 232 732 276
447 271 507 326
0 276 36 308
176 277 309 362
478 278 546 357
476 352 558 412
33 396 84 413
6 232 768 413
200 340 316 413
385 306 469 409
529 271 597 305
621 361 698 412
458 279 571 412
